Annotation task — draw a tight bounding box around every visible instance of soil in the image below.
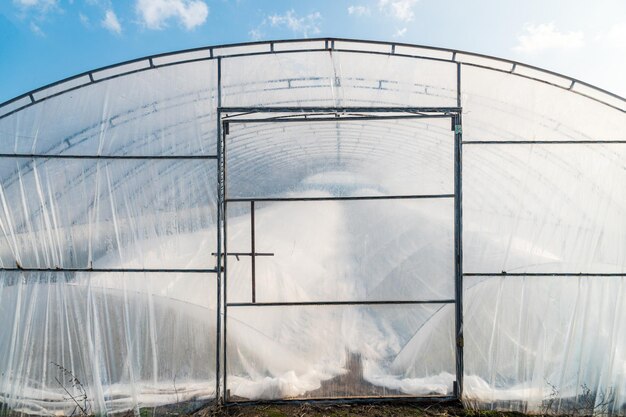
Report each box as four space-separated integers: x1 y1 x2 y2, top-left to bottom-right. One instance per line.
191 402 523 417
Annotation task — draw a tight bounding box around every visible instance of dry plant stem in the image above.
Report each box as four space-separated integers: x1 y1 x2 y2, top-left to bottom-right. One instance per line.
51 362 90 417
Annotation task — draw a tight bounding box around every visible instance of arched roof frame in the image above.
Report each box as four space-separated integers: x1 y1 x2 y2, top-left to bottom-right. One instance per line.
1 37 624 119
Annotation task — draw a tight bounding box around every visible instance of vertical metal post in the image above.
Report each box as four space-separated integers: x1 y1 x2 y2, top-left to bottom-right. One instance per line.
453 62 464 400
222 121 229 403
453 111 464 400
251 201 256 303
453 59 464 401
456 63 462 108
214 57 222 403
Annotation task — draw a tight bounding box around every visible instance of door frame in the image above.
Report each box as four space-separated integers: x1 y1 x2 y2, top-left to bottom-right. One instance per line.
215 106 464 404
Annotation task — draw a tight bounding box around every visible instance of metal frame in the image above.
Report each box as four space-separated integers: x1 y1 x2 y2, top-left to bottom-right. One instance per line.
0 149 220 275
215 56 224 402
225 395 458 407
464 140 626 145
217 106 464 404
454 63 464 399
0 154 218 160
1 38 624 411
0 267 217 273
1 38 624 120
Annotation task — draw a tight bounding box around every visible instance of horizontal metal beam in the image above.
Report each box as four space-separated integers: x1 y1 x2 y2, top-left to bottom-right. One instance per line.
0 267 218 273
226 194 454 203
0 154 218 160
227 299 455 307
464 272 626 277
223 114 454 123
463 140 626 145
211 252 274 257
220 107 462 114
225 395 459 406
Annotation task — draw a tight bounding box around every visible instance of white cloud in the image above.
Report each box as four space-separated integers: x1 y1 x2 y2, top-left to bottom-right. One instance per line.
378 0 418 22
514 22 585 54
79 12 90 27
29 21 45 36
249 28 263 41
249 9 321 41
14 0 59 35
13 0 56 8
102 9 122 34
393 27 407 38
13 0 59 20
347 5 370 16
135 0 209 30
267 9 322 38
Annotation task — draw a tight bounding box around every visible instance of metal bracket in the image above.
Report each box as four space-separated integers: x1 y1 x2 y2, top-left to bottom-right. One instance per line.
456 336 464 348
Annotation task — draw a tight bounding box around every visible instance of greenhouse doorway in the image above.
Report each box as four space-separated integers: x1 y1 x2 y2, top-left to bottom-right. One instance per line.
217 107 464 403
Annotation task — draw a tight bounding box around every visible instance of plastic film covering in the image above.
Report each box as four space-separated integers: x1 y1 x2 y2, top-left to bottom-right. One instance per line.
461 65 625 141
221 51 457 107
225 118 454 198
463 144 626 273
0 60 218 156
0 159 217 269
0 39 624 415
226 304 455 400
462 276 625 415
0 271 217 415
226 199 454 303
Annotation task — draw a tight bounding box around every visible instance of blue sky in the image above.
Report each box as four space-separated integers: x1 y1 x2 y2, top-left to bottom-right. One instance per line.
1 0 625 104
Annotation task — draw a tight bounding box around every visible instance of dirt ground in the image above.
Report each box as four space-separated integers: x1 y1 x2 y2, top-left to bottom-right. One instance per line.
188 402 523 417
0 400 533 417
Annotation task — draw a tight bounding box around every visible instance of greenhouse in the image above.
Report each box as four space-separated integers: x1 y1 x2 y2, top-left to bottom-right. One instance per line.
0 38 624 416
